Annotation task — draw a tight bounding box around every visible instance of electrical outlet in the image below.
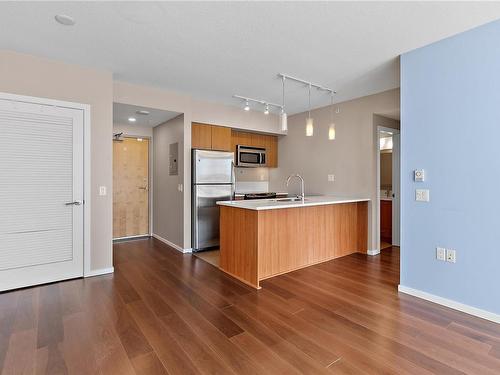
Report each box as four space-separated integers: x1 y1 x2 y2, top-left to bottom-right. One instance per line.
436 247 446 261
99 186 107 196
446 249 456 263
328 174 335 182
415 189 430 202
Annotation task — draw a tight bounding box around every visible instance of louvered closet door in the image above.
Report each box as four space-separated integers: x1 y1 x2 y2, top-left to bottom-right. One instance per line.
0 98 84 291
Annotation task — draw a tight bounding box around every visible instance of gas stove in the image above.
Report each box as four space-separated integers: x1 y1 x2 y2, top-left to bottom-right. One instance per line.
243 192 277 200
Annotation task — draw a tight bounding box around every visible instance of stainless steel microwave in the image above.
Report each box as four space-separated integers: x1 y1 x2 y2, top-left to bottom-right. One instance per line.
236 145 266 167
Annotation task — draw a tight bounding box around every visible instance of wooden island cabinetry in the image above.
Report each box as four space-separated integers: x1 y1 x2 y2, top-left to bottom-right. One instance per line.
218 198 369 289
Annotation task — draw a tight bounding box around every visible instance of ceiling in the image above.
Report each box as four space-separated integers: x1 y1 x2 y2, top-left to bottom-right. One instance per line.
113 103 179 128
2 2 500 114
376 109 400 121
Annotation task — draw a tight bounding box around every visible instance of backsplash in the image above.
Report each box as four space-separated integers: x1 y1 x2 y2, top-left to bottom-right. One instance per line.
235 167 269 193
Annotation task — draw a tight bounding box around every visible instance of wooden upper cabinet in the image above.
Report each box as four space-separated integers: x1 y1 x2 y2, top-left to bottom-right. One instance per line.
233 131 252 148
192 123 212 150
211 126 232 151
265 135 278 168
192 123 232 151
231 130 278 168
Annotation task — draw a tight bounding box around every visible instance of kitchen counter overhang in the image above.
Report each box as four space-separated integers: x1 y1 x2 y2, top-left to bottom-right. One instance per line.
217 197 369 289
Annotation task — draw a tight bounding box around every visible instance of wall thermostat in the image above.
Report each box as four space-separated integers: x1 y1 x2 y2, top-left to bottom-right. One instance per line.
414 169 425 182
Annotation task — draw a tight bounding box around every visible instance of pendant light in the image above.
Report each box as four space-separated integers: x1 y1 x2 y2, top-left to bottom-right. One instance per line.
328 92 336 140
244 100 250 111
280 76 288 132
306 84 314 136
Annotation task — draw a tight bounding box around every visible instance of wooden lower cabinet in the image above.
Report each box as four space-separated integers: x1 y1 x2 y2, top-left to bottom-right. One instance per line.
380 199 392 243
219 202 368 289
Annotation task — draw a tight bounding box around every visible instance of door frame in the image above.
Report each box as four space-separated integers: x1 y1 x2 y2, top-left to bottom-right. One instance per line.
112 134 153 240
376 125 401 251
0 92 92 277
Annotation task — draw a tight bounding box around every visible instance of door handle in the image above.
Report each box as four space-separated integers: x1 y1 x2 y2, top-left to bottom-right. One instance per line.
138 186 149 191
65 201 82 206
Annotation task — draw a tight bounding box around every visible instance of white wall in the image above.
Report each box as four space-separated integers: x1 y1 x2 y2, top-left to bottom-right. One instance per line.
269 89 400 252
152 115 184 247
0 50 113 272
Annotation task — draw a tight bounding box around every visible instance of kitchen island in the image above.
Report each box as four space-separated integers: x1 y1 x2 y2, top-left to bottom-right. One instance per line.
217 196 369 289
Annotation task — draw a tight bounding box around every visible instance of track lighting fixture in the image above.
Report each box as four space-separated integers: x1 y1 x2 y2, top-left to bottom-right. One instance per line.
233 95 283 117
280 76 287 132
277 74 336 138
264 104 269 115
329 92 336 140
233 73 335 137
306 84 313 137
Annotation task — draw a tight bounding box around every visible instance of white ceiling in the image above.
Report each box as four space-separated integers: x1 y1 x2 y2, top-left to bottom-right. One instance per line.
2 2 500 114
113 103 179 128
376 109 400 121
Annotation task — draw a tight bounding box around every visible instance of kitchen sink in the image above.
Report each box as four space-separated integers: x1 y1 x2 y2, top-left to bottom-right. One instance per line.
271 197 307 202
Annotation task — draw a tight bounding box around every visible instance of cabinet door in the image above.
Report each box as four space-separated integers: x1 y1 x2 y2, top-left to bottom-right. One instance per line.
250 133 267 149
231 131 252 150
380 200 392 243
211 126 232 151
265 135 278 168
192 123 212 149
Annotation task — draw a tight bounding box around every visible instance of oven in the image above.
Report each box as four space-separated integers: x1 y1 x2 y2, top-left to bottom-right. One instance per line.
236 145 266 167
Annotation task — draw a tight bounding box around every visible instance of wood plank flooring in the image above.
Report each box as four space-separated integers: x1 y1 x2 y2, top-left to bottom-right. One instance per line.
1 238 500 374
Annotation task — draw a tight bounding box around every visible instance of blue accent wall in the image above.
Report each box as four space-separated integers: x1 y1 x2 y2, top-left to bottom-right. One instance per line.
401 20 500 315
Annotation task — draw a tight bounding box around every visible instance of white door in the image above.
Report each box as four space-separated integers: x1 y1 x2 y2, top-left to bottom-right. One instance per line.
392 132 401 246
0 98 84 291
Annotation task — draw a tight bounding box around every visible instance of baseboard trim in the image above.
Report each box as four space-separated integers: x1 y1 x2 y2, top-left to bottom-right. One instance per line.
85 267 114 278
398 285 500 324
152 233 192 253
367 249 380 256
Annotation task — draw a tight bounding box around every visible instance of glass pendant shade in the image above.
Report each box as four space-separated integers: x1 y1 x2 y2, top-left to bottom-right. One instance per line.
306 117 314 136
328 123 336 140
280 112 288 132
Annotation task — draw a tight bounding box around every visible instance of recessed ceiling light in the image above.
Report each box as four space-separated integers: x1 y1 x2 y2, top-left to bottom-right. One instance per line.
136 110 150 115
55 14 75 26
128 117 136 122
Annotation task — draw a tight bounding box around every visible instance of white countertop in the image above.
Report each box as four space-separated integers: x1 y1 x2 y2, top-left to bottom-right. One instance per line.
217 196 370 211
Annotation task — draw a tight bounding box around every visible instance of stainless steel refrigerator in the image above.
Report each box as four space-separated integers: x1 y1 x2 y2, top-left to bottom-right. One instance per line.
192 149 234 252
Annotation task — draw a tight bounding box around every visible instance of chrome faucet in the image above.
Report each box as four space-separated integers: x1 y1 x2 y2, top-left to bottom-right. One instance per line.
286 174 305 203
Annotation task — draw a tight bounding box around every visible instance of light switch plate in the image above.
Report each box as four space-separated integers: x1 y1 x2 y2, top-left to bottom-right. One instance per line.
446 249 456 263
328 174 335 182
414 169 425 182
416 189 429 202
99 186 107 196
436 247 446 261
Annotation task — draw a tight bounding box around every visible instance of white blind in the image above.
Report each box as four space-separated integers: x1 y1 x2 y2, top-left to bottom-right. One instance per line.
0 108 74 270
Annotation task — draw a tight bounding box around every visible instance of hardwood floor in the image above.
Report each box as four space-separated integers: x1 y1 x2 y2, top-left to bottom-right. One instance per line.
1 238 500 374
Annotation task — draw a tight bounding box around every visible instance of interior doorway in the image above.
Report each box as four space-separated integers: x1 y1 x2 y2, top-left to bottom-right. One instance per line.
113 136 150 239
112 102 180 241
377 124 400 251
